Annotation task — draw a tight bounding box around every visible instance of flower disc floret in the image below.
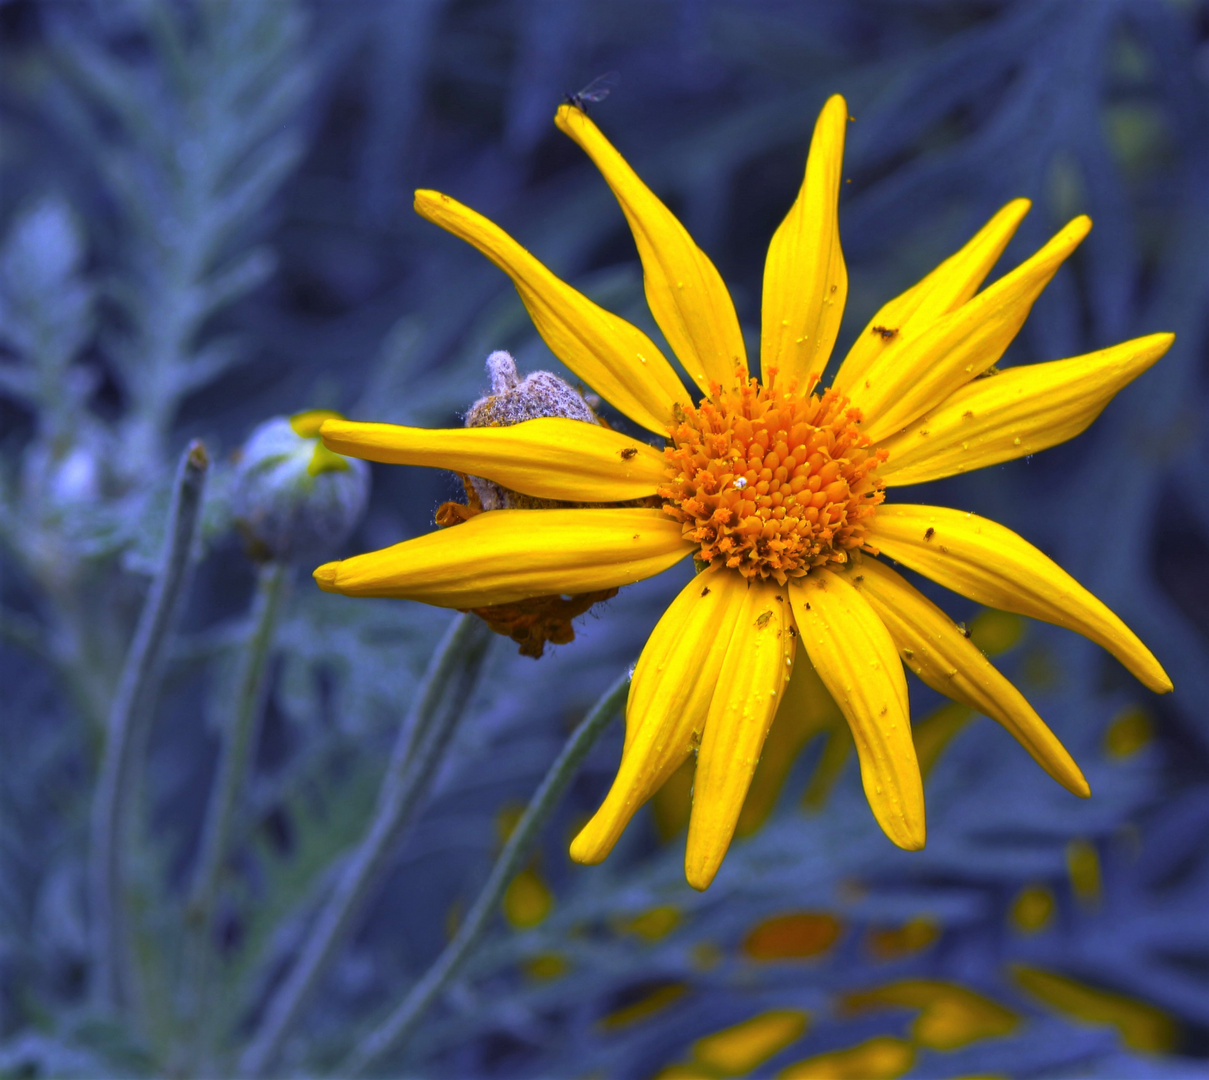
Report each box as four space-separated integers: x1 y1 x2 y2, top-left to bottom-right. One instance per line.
661 375 886 584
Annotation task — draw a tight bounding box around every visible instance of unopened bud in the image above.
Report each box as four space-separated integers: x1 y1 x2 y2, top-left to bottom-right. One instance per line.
232 410 370 562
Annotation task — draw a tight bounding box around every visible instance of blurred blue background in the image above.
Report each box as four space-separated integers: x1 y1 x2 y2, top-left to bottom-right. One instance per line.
2 0 1209 1077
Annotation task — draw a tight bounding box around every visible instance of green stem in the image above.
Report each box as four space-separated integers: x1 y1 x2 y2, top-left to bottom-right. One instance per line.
237 612 494 1078
341 669 630 1078
188 562 290 921
180 560 290 1057
88 441 209 1014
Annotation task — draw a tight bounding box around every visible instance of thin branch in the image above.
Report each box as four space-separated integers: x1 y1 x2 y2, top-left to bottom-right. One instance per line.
237 612 494 1078
179 560 290 1060
342 669 630 1077
88 441 209 1015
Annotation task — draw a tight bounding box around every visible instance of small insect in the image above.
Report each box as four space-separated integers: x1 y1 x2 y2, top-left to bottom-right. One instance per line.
566 71 620 112
853 575 863 583
774 594 784 602
619 447 638 460
871 325 898 340
756 610 774 629
700 586 711 597
924 527 935 541
788 625 797 638
958 622 971 638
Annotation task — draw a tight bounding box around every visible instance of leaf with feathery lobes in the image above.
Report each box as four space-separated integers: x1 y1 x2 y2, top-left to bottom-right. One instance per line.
570 568 749 867
761 94 849 392
867 505 1171 693
319 417 666 502
851 558 1089 797
850 216 1092 444
835 198 1032 397
414 190 687 434
313 508 688 608
685 579 795 890
789 569 926 852
875 333 1174 486
555 104 746 395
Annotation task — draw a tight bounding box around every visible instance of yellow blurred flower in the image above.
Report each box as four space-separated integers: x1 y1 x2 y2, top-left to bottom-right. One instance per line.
314 95 1172 889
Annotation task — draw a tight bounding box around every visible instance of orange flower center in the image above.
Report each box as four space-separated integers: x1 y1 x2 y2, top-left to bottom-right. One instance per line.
660 375 886 584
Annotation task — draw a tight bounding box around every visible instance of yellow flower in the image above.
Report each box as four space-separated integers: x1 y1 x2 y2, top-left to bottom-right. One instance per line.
314 95 1173 890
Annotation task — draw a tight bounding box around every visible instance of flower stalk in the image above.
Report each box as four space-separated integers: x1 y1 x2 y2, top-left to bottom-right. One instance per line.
341 668 631 1077
89 440 209 1013
238 611 494 1077
179 559 290 1059
188 561 290 921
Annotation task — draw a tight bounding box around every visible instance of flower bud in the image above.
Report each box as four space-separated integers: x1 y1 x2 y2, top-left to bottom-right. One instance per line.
232 410 370 563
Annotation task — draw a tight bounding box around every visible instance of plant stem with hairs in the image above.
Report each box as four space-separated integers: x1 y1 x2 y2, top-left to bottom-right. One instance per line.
342 669 630 1077
238 612 494 1077
179 560 290 1060
88 441 209 1015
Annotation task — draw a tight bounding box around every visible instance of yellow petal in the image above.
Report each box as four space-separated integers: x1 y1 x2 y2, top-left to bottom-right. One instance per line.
290 408 344 437
852 559 1088 797
320 416 666 502
685 579 795 890
1010 966 1177 1053
802 724 853 811
1067 838 1101 905
843 980 1018 1052
555 105 746 393
789 569 925 851
761 95 848 392
569 569 748 865
779 1035 915 1080
878 333 1174 486
851 217 1091 444
313 508 688 607
834 199 1031 398
693 1010 810 1075
735 658 841 837
414 189 687 433
867 505 1171 693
